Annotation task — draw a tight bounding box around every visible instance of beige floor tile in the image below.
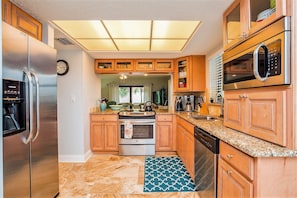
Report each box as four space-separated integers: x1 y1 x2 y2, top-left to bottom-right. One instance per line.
59 154 200 198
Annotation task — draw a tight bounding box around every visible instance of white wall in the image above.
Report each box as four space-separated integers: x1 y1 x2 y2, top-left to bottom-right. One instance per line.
57 49 100 162
82 52 101 155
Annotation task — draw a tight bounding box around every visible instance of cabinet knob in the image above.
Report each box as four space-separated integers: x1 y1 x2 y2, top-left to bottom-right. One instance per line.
227 154 233 159
227 170 233 175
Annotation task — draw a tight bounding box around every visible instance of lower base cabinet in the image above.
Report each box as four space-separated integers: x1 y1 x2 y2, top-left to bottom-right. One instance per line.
156 114 176 151
90 115 118 152
218 141 297 198
176 117 194 180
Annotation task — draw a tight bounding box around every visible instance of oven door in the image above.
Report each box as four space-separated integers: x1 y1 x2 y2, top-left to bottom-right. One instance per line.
119 120 155 144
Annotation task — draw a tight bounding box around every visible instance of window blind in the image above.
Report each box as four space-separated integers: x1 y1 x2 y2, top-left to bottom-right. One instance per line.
209 53 223 101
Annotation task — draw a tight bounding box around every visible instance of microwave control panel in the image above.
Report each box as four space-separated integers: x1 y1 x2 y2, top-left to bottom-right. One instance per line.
267 40 281 76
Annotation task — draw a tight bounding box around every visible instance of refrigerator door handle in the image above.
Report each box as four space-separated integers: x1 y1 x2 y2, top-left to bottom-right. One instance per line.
23 69 34 144
31 71 40 142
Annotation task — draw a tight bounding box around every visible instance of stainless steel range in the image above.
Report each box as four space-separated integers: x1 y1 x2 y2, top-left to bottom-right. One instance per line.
118 110 156 155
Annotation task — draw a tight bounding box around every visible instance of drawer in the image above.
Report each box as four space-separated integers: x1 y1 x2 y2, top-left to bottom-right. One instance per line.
91 115 118 122
220 141 254 180
157 115 173 122
178 117 194 135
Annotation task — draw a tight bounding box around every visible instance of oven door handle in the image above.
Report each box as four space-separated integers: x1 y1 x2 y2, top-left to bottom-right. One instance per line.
253 42 269 82
119 120 155 124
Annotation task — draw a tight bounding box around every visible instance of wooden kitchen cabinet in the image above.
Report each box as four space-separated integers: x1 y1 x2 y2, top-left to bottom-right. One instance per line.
174 55 205 92
154 59 174 72
224 86 292 147
134 59 154 72
218 142 254 198
156 114 175 152
218 141 297 198
2 0 12 24
114 59 134 71
94 59 115 73
2 0 42 41
90 115 118 152
176 117 195 180
223 0 291 50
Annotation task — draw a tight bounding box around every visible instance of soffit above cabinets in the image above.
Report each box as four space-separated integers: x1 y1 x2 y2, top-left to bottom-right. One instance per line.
52 20 201 52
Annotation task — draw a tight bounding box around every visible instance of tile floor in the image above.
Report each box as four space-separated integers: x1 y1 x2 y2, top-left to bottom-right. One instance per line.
59 154 200 198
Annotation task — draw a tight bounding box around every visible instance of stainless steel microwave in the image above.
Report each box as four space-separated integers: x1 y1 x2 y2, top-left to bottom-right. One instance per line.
223 17 291 90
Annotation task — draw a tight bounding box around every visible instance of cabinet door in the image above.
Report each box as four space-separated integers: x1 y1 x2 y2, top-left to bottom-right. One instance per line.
176 125 185 161
224 92 245 132
94 59 115 73
248 0 290 35
223 0 246 50
134 60 154 71
175 57 191 92
104 122 118 151
246 90 286 146
218 158 253 198
90 122 105 151
184 130 194 180
2 0 12 24
114 59 134 71
154 59 173 72
156 121 173 151
11 4 42 40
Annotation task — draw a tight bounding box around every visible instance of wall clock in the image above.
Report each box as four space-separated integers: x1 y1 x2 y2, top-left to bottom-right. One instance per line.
57 60 69 76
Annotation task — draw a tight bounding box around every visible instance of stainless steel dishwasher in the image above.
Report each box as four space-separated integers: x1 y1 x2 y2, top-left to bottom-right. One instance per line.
194 126 220 198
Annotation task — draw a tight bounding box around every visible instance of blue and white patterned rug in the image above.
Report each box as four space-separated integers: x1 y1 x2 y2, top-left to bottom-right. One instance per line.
143 156 196 192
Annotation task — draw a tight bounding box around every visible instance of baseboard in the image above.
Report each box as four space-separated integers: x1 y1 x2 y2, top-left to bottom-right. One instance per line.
59 150 93 163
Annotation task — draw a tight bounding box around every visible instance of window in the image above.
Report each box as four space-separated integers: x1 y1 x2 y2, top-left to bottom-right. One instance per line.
209 53 223 102
119 86 145 103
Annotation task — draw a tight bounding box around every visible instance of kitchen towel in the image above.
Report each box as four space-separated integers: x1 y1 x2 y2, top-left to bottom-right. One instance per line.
124 121 133 138
143 156 195 192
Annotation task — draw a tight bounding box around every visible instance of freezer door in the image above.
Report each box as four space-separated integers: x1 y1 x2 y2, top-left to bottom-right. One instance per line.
29 37 59 198
2 22 31 198
3 133 31 198
2 22 28 81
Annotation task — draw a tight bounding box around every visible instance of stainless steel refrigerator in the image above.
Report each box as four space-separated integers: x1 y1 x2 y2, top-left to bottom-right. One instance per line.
2 22 59 197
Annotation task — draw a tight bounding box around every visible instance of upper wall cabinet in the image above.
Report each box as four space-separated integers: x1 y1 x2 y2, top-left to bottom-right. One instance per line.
154 59 174 72
2 0 12 24
2 0 42 41
174 55 205 92
114 59 134 72
134 59 154 72
95 58 174 74
223 0 291 50
94 59 115 73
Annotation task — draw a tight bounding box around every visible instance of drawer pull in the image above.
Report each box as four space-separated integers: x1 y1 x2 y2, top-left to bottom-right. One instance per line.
227 154 233 159
227 170 233 175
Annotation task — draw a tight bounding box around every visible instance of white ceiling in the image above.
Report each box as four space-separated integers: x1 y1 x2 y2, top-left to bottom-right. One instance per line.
11 0 233 59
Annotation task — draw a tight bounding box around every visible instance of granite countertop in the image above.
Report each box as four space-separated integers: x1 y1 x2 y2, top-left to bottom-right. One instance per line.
176 112 297 158
89 107 297 157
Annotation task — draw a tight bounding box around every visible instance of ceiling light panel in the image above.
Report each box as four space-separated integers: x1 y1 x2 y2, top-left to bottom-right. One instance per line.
151 39 188 51
76 39 117 51
53 20 109 38
114 39 150 51
102 20 151 38
152 20 200 38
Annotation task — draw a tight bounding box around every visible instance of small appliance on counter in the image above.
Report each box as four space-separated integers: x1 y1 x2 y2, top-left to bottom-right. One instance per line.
175 96 184 111
144 101 153 111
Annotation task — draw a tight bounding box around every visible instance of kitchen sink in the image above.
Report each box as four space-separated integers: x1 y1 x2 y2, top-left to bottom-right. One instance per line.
191 115 217 120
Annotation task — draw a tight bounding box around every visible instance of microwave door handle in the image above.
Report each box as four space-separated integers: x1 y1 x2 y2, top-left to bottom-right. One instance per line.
31 72 40 142
23 69 34 144
253 43 269 81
